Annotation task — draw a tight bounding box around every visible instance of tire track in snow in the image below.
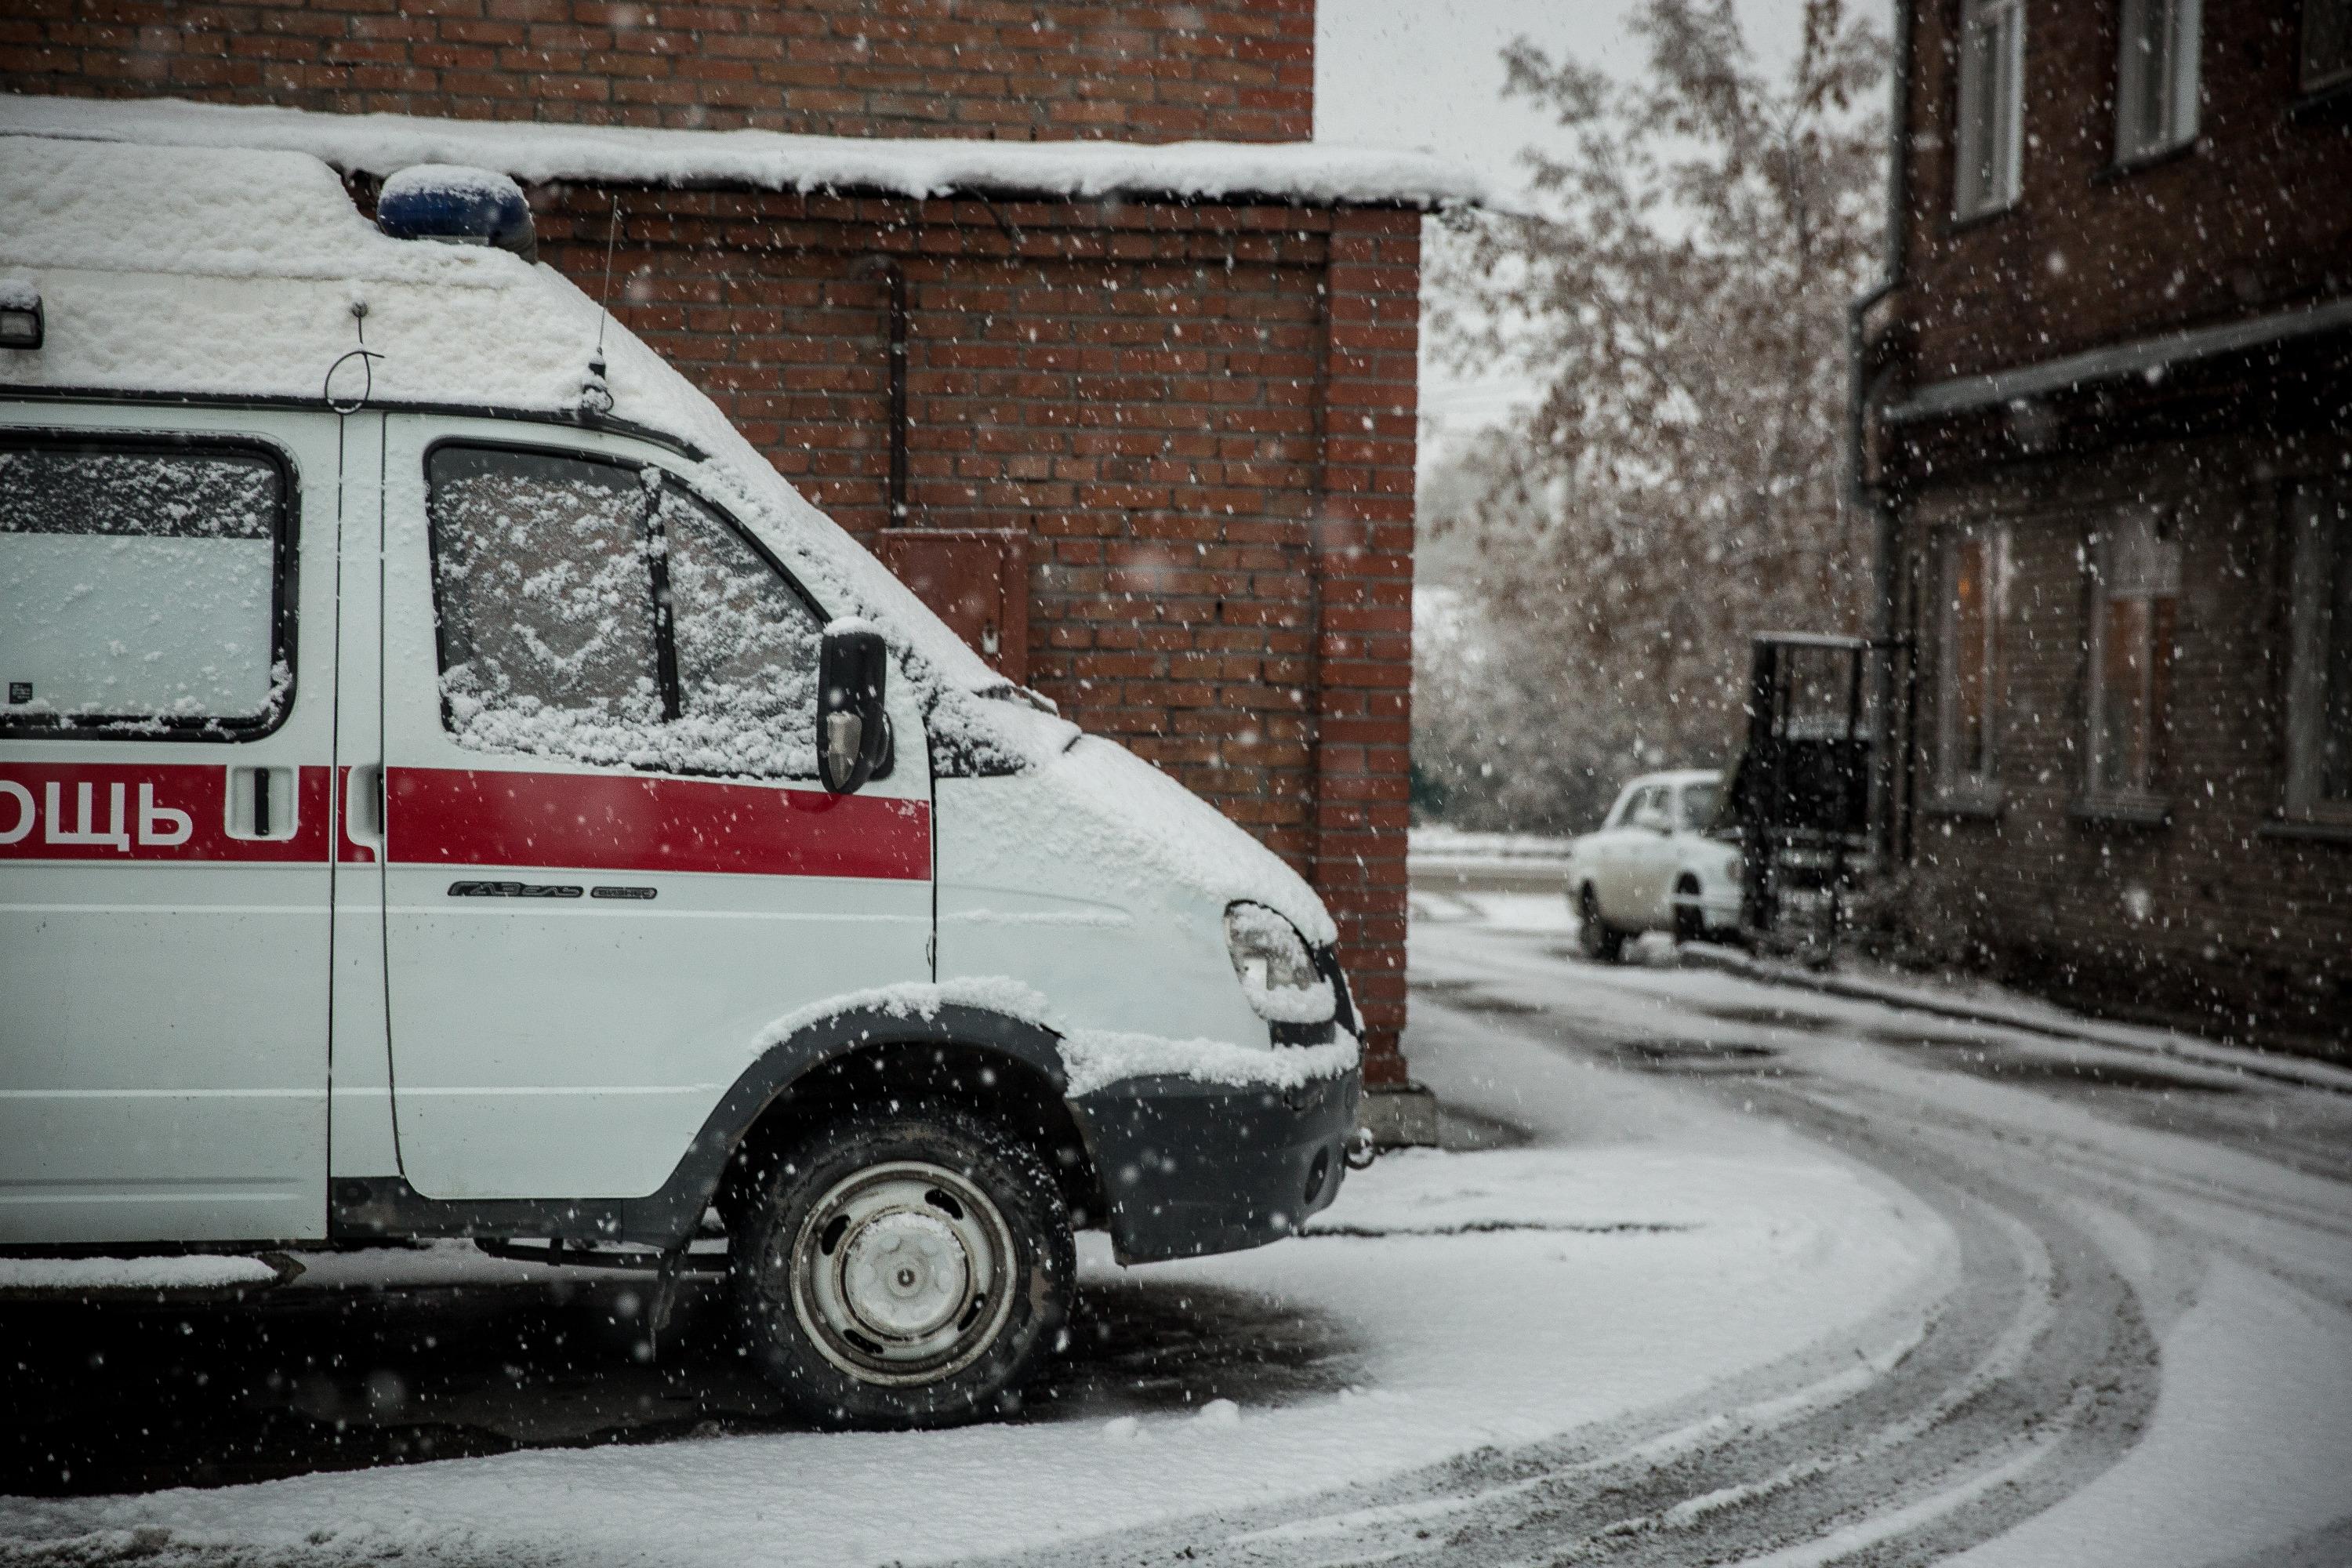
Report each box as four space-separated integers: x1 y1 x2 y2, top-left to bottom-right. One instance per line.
969 1008 2161 1568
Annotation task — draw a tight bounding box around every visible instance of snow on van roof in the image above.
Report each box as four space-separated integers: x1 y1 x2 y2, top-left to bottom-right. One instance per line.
0 130 1349 940
0 132 1008 699
0 92 1498 211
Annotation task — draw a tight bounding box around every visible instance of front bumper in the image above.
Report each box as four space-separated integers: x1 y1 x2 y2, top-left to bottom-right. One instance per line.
1074 1065 1360 1264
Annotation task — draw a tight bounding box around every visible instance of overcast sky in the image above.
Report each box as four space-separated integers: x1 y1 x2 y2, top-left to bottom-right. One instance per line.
1314 1 1877 455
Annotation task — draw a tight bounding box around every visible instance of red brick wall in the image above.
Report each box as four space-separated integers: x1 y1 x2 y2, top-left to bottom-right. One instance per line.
1895 428 2352 1051
1894 0 2352 385
0 0 1314 140
1871 1 2352 1053
526 186 1419 1071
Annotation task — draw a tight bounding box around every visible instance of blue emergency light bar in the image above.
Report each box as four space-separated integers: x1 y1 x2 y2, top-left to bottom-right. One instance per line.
376 165 536 261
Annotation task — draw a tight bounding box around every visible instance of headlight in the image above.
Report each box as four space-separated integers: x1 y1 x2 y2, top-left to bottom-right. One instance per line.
1723 853 1743 884
1225 902 1336 1024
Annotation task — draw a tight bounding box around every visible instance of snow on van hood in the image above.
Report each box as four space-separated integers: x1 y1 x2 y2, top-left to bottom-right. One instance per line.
953 732 1338 949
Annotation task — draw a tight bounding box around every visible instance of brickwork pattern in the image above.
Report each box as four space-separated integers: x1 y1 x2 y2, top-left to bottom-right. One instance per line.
1900 435 2352 1049
0 0 1313 141
1893 0 2352 387
1876 0 2352 1054
526 187 1418 1069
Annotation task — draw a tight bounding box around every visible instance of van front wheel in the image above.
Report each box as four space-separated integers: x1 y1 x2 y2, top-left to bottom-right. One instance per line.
732 1107 1073 1428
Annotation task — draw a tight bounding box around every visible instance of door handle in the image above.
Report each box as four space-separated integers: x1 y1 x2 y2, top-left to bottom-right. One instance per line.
341 764 385 861
227 766 296 840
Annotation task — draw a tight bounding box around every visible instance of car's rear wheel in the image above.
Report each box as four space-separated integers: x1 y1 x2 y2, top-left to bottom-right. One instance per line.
732 1106 1073 1428
1671 876 1706 945
1577 884 1626 963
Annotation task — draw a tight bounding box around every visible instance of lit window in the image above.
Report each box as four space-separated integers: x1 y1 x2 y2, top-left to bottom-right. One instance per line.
1936 523 2005 800
1955 0 2025 217
2286 484 2352 820
2305 0 2352 92
2084 510 2181 804
2115 0 2201 162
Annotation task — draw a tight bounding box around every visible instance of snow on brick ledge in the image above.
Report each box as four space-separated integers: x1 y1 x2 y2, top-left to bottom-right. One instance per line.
0 93 1501 212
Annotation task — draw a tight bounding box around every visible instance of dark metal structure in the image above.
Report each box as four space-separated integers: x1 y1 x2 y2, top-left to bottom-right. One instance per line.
1727 633 1916 942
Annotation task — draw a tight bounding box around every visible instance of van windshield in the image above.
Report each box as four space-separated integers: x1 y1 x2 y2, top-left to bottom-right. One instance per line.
1679 782 1722 832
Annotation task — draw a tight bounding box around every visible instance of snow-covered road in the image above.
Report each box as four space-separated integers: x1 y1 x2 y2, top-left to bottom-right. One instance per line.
1131 906 2352 1568
4 904 2349 1566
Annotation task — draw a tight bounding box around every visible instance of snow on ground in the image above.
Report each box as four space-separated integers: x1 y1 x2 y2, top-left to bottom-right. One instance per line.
0 975 1943 1566
1410 906 2352 1567
1947 1258 2352 1568
0 1254 279 1294
1410 887 1581 935
1415 869 2352 1092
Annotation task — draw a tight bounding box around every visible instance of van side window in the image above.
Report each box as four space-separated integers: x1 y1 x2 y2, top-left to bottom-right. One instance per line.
425 444 826 779
0 439 289 736
659 485 824 779
427 446 664 761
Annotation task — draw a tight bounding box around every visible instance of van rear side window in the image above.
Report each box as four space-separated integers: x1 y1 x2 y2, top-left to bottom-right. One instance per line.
0 440 289 736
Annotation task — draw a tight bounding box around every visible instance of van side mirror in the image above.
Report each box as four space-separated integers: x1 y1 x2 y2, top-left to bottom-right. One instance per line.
1632 804 1671 835
818 624 891 795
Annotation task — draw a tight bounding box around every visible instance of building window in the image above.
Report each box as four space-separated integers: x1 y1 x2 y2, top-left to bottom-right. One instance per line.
1955 0 2025 216
2115 0 2201 163
2084 510 2181 806
2306 0 2352 92
2286 484 2352 821
1936 523 2006 801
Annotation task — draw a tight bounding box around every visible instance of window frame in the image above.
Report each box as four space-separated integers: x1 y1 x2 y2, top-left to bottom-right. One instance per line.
2303 0 2352 94
2285 480 2352 826
1933 521 2006 809
420 437 831 782
2113 0 2202 168
0 429 299 743
2080 509 2181 815
1954 0 2027 220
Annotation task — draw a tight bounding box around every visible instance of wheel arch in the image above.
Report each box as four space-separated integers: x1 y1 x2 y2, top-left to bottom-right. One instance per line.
710 1014 1105 1240
327 1004 1105 1250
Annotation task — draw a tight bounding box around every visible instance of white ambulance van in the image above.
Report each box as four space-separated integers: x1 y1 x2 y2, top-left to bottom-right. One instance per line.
0 136 1361 1426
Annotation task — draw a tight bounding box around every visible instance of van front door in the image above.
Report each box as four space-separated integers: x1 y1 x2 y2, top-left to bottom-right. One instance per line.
376 420 932 1202
0 408 338 1244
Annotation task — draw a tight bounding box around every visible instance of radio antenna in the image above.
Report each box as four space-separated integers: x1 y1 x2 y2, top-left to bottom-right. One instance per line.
595 195 621 354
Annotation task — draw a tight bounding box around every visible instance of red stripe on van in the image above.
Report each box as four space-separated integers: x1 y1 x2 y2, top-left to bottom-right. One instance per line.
384 766 931 881
0 762 331 862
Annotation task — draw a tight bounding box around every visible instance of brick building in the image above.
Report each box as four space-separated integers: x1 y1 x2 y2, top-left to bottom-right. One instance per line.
1857 0 2352 1050
1 2 1474 1093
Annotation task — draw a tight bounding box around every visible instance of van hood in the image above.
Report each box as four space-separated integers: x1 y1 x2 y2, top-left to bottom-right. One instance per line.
947 727 1337 950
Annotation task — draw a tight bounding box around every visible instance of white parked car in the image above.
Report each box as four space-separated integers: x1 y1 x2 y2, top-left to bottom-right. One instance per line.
1563 770 1744 959
0 140 1361 1428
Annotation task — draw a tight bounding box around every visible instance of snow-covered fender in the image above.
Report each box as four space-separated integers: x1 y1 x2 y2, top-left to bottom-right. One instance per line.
332 1000 1357 1261
331 1003 1078 1249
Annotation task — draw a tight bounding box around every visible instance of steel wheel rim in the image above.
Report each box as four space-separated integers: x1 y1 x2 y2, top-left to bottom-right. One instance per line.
783 1159 1016 1387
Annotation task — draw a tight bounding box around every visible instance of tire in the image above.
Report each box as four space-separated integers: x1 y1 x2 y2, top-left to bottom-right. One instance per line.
731 1105 1073 1429
1577 884 1626 963
1671 877 1705 946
